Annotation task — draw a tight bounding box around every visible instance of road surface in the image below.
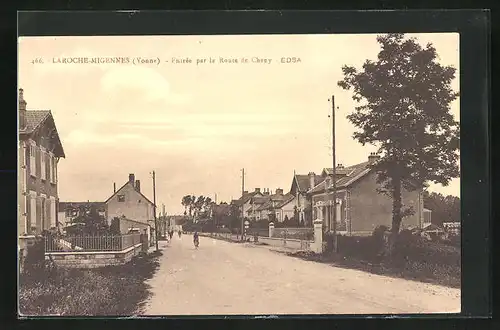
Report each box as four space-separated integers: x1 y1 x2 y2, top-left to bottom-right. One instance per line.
142 234 460 315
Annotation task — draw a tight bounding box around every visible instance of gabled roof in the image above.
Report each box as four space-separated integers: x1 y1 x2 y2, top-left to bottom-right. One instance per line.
255 200 273 211
308 161 372 194
239 191 263 204
251 196 270 204
104 181 154 205
291 174 323 194
275 194 295 209
20 110 66 158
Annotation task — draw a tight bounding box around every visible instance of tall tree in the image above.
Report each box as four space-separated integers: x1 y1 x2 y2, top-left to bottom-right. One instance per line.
181 195 192 216
338 33 460 251
69 203 109 235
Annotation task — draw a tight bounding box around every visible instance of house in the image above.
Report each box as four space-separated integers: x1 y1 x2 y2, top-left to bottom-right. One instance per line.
274 193 297 223
289 171 324 227
18 88 65 236
58 201 106 230
232 188 264 219
247 193 270 221
105 173 156 243
308 153 424 236
254 188 290 222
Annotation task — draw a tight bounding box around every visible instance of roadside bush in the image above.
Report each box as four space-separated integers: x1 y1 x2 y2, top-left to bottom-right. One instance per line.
337 235 378 260
19 252 162 316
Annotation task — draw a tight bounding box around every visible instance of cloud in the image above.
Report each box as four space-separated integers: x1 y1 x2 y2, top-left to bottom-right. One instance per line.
100 65 191 105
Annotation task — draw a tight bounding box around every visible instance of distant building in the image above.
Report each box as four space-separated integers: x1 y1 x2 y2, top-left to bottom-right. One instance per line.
18 88 65 236
105 174 155 225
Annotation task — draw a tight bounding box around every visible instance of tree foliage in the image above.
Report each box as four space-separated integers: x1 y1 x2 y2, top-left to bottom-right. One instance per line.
338 33 460 243
67 204 109 235
181 195 215 220
423 191 460 226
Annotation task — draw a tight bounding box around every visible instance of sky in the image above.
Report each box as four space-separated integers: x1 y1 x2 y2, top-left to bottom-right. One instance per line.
18 33 460 215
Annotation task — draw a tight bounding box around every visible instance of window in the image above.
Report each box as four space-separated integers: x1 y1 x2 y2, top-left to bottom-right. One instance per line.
29 144 36 177
29 192 37 233
40 149 47 181
117 195 125 202
48 154 54 183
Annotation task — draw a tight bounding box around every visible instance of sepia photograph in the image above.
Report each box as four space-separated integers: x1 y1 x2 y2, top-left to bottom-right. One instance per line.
18 32 461 316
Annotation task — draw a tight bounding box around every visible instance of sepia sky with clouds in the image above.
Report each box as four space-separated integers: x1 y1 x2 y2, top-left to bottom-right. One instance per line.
18 33 460 214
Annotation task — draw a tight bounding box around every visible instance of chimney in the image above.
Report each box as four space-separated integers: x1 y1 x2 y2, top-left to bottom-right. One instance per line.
368 152 381 164
276 188 283 195
129 173 135 184
135 180 141 192
113 182 116 193
308 172 316 189
254 188 261 193
337 164 344 169
19 88 27 129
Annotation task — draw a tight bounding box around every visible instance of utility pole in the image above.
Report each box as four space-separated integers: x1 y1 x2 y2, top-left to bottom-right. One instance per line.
152 171 159 251
330 95 338 252
241 168 245 241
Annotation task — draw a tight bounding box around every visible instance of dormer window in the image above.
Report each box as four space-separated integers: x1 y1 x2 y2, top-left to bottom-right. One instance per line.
117 195 125 202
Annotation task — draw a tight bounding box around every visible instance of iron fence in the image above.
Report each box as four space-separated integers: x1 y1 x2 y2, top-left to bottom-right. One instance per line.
45 233 141 252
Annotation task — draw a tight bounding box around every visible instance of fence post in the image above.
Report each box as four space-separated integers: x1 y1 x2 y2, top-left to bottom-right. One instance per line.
269 222 275 238
312 219 323 254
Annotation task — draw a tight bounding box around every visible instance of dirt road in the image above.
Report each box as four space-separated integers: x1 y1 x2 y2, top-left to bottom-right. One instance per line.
142 234 460 315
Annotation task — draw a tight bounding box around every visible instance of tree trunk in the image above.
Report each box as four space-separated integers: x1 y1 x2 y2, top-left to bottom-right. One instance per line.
388 175 403 256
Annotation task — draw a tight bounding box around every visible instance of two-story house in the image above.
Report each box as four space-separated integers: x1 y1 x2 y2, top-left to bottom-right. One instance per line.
105 174 155 224
18 89 65 236
308 153 424 236
289 171 323 227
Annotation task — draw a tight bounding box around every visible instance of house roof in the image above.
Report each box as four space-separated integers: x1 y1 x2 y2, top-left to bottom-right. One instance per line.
104 181 154 205
238 191 263 204
308 161 372 194
251 196 270 204
19 110 66 158
255 201 273 211
59 201 106 210
231 199 243 206
275 194 295 209
291 174 324 194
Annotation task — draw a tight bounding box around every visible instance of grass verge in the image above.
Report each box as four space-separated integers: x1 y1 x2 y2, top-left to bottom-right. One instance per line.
284 250 460 288
19 250 163 316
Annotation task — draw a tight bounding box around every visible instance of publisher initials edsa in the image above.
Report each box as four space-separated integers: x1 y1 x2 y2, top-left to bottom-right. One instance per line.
280 57 302 63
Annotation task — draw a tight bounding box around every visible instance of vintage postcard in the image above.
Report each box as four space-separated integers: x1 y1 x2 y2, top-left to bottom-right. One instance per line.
18 33 461 316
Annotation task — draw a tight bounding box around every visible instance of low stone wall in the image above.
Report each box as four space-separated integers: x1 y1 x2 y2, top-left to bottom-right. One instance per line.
45 243 143 269
257 236 313 251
